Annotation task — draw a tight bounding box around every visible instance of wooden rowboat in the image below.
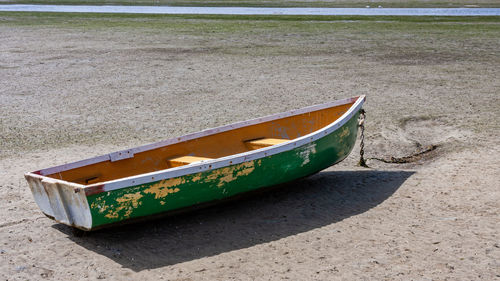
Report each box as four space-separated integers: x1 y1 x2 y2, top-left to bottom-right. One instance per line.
25 96 365 231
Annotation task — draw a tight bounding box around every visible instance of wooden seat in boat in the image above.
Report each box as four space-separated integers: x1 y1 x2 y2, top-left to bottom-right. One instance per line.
167 156 213 168
245 138 289 150
75 174 101 185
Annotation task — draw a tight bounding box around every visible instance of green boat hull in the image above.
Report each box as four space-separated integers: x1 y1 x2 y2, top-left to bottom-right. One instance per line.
86 111 360 229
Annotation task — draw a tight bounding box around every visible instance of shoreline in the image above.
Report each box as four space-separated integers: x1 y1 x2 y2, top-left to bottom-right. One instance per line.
1 5 500 15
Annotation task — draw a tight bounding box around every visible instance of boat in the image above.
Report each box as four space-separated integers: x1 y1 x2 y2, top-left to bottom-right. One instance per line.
25 95 366 231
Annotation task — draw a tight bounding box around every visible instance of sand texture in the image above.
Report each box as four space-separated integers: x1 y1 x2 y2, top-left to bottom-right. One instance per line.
1 14 499 280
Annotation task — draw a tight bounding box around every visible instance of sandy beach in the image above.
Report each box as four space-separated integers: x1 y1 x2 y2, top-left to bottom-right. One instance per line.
0 13 499 280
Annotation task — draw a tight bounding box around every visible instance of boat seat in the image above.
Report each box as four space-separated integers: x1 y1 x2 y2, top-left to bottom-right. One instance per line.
167 155 213 168
245 138 289 150
73 174 102 185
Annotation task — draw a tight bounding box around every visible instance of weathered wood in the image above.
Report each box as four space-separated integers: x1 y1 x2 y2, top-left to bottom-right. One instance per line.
167 156 213 167
245 138 289 150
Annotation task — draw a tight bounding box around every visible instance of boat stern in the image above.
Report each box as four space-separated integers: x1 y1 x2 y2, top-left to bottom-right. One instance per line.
25 173 92 230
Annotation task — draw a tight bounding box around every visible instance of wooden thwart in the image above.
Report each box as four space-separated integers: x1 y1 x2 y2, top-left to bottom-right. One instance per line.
74 174 101 185
245 138 289 150
167 138 288 168
167 156 213 168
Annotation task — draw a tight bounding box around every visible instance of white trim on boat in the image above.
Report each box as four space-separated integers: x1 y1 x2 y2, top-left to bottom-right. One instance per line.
28 95 365 194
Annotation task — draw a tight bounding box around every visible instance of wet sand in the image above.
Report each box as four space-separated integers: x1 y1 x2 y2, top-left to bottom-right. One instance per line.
0 14 499 280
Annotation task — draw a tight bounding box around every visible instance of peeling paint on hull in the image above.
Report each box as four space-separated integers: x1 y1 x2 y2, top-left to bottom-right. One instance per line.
25 96 365 231
86 113 359 229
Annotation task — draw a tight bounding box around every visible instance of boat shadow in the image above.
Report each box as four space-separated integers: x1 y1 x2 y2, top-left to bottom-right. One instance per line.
54 169 414 271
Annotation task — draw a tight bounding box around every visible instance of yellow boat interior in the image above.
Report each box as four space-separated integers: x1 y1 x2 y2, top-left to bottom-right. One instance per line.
46 101 354 185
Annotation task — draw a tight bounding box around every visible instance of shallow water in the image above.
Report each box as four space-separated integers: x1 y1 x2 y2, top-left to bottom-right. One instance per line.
0 5 499 16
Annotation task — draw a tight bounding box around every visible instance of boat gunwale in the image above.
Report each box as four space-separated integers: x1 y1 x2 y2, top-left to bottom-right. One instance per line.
26 95 365 195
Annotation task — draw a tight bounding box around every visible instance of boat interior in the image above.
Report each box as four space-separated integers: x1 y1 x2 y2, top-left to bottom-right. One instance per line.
44 101 355 185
